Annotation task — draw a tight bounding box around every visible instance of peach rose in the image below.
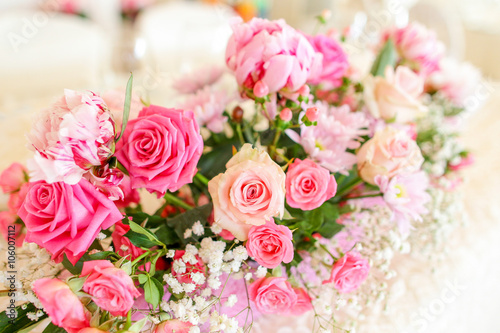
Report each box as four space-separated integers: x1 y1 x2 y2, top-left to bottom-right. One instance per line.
208 144 286 241
364 66 427 124
33 278 90 333
357 126 423 184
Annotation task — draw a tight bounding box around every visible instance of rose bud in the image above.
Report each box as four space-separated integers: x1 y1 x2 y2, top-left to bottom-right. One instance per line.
279 108 293 122
253 80 269 98
232 105 244 123
305 107 319 122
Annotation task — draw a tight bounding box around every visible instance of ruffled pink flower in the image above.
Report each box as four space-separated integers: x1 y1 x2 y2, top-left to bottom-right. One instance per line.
226 17 317 94
18 179 123 264
180 87 228 133
27 90 116 185
208 144 286 241
33 278 90 333
84 165 125 201
286 103 369 174
249 277 297 314
246 219 293 268
115 106 203 196
322 252 369 293
286 158 337 210
389 22 445 75
306 34 349 89
0 163 27 193
173 65 224 94
375 171 431 236
82 260 141 317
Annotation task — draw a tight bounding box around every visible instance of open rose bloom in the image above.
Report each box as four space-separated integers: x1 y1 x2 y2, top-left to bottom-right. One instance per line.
3 14 478 333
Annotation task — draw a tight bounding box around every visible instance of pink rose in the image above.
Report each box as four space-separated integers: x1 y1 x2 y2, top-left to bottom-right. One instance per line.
208 144 286 241
33 278 90 333
285 159 337 210
7 183 29 213
18 179 123 264
112 221 147 259
322 252 369 293
246 219 293 268
78 329 108 333
357 126 423 185
0 163 27 193
27 90 116 185
287 288 313 315
82 260 141 317
364 66 427 123
154 320 193 333
249 277 297 314
115 105 203 196
172 250 206 285
0 211 24 246
306 34 349 88
389 22 445 75
226 17 317 94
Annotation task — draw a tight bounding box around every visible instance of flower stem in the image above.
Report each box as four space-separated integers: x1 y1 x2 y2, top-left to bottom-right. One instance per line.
269 128 282 159
319 243 338 261
163 192 193 211
236 123 245 145
194 172 210 186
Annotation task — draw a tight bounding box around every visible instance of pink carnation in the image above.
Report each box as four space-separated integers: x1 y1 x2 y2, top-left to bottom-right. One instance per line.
84 165 125 201
115 105 203 196
246 219 293 268
226 17 317 94
306 34 349 89
286 103 369 174
27 90 116 185
389 22 445 75
375 171 431 236
249 277 297 314
82 260 141 317
180 87 228 133
322 252 369 293
18 179 123 264
33 278 90 333
286 158 337 210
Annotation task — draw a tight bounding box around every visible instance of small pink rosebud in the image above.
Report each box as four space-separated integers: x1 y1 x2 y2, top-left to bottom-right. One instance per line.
321 9 332 21
280 108 293 122
298 85 310 96
253 81 269 98
305 107 319 122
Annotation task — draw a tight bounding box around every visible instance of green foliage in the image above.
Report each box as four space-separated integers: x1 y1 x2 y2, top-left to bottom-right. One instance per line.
165 204 213 244
370 38 397 77
42 323 67 333
143 276 164 309
0 303 48 333
116 73 134 142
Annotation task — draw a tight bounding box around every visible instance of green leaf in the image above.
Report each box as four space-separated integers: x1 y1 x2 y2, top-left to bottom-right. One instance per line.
0 303 48 333
305 208 324 232
151 277 165 304
128 221 162 244
67 277 87 293
62 254 87 275
128 317 147 332
87 251 118 261
271 266 282 277
124 230 160 249
116 73 134 142
154 224 180 246
370 38 397 77
42 323 67 333
143 278 161 308
197 142 236 179
138 273 148 284
166 204 213 244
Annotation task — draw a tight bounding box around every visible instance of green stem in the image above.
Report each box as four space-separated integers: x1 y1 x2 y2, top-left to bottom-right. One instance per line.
236 123 245 145
268 128 282 159
163 192 193 211
195 172 210 186
319 243 338 261
131 251 151 267
335 177 363 198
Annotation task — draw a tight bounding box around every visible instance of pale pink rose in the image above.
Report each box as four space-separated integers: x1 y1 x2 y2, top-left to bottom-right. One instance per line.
33 278 90 333
101 89 143 132
180 87 228 133
427 57 482 108
375 171 431 236
0 211 24 246
173 65 224 94
226 17 317 94
112 221 147 259
364 66 427 123
246 219 293 268
389 22 445 75
322 252 369 293
0 163 27 193
285 159 337 210
18 179 123 264
287 288 313 315
82 260 141 317
357 126 423 185
249 277 297 314
306 34 349 89
154 320 192 333
286 103 369 174
115 105 203 196
28 90 115 185
208 144 286 241
172 250 206 285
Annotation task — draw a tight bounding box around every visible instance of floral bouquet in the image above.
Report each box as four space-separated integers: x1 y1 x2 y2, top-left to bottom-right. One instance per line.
0 14 479 333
